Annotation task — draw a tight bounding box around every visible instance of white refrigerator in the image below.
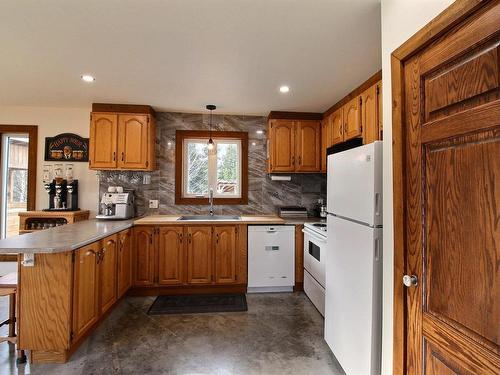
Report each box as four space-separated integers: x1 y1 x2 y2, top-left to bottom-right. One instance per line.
325 141 383 375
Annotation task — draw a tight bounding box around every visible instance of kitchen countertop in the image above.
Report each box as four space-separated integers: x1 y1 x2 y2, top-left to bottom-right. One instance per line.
134 215 285 225
0 219 134 254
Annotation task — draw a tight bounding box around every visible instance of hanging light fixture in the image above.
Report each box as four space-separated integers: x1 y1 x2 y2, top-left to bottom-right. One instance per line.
206 104 216 150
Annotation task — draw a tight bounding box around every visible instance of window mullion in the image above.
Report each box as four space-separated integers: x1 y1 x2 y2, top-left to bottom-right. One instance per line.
208 146 217 195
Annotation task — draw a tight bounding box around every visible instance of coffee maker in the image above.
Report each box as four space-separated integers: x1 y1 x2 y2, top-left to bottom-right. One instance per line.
96 191 135 220
43 179 80 211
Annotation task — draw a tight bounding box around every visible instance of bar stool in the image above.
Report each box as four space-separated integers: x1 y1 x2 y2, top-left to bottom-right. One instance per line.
0 272 26 364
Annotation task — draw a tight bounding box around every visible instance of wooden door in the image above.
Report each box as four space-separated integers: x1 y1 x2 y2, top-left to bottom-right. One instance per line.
117 114 150 169
343 96 361 140
117 229 132 299
186 226 212 284
158 226 185 285
331 107 344 145
295 120 321 172
321 115 331 173
213 226 237 284
268 119 295 172
361 84 378 144
99 235 118 315
376 80 382 140
398 4 500 373
72 242 99 342
89 113 118 169
133 226 155 286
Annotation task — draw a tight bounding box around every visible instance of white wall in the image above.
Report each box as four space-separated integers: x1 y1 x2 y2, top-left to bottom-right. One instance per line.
380 1 454 373
0 105 99 216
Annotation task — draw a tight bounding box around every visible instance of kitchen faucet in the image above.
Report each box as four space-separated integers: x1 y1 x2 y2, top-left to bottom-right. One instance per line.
209 188 214 216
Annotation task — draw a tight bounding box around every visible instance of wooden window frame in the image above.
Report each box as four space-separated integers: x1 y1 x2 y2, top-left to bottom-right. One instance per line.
175 130 248 205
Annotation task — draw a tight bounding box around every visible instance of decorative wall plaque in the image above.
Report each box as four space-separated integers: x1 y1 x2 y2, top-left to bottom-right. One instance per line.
44 133 89 162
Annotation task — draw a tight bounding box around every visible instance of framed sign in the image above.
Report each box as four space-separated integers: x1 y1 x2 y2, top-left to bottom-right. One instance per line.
44 133 89 162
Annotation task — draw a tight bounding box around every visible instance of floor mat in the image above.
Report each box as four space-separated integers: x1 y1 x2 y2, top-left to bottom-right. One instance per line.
147 293 248 315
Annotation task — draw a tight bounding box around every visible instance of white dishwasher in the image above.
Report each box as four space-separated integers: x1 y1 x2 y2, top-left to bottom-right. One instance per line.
247 225 295 293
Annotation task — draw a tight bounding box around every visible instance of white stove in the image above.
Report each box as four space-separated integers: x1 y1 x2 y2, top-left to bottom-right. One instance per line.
304 222 327 237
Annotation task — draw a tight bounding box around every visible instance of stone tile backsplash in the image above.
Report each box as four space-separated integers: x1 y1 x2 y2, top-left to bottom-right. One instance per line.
98 112 326 217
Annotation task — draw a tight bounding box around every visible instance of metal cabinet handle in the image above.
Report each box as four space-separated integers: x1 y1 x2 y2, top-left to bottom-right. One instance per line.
121 152 125 161
112 152 116 161
403 275 418 287
216 233 219 245
298 156 302 165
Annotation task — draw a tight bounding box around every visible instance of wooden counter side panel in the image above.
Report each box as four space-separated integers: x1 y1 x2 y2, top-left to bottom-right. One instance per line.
18 252 72 351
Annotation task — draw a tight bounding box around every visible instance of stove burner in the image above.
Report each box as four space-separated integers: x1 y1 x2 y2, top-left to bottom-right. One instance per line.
312 223 326 228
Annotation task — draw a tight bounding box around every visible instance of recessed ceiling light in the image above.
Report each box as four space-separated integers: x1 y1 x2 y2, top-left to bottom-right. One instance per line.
256 130 264 135
279 85 290 93
81 74 95 82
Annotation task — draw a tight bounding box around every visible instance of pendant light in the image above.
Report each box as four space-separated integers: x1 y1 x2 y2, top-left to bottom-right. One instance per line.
206 104 216 150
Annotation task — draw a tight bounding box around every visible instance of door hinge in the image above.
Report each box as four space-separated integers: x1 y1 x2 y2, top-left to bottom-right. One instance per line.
376 85 380 95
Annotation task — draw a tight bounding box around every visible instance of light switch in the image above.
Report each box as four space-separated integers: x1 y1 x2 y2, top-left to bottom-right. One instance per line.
149 199 159 209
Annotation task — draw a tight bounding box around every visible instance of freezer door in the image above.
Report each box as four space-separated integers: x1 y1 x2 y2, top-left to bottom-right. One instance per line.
325 216 382 375
327 141 382 226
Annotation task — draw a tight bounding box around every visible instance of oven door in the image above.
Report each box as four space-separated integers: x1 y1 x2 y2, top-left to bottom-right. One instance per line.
303 228 326 288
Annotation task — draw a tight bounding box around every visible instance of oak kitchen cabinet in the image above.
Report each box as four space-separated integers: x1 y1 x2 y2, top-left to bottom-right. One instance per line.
267 119 321 173
343 96 362 141
117 229 133 298
89 111 155 171
132 225 246 289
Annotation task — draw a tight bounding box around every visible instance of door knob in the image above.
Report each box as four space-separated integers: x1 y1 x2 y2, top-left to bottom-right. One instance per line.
403 274 418 287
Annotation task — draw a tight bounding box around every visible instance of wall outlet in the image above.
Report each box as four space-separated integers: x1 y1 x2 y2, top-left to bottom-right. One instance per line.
149 199 159 209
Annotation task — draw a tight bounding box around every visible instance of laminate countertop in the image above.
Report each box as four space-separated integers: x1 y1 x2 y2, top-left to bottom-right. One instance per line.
133 215 285 225
0 219 134 254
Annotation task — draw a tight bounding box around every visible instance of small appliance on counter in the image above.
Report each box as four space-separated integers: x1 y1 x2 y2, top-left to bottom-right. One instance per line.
96 187 135 220
278 206 308 218
43 179 80 211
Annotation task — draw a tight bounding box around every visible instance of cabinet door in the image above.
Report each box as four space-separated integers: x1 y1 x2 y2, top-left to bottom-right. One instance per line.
99 235 118 315
117 229 132 299
133 226 155 286
158 226 184 285
89 113 118 169
72 243 99 342
295 120 321 172
268 120 295 172
186 226 212 284
117 114 150 170
377 80 383 139
331 108 344 145
321 116 331 173
343 96 362 140
214 226 237 284
361 84 378 144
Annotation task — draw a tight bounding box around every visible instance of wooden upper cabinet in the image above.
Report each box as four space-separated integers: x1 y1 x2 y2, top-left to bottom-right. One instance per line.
377 80 382 139
89 113 118 169
343 96 362 141
331 108 344 145
158 226 184 285
268 120 295 172
133 226 155 286
89 108 155 171
186 226 212 284
214 226 237 284
321 116 330 173
118 114 151 170
72 242 100 342
117 229 132 299
295 120 321 172
361 84 378 144
99 235 118 315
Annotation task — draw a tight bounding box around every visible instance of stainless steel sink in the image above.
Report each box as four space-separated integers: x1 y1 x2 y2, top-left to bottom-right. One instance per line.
177 215 241 221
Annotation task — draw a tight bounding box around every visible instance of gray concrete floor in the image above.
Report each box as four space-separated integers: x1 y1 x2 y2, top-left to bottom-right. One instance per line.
0 292 344 375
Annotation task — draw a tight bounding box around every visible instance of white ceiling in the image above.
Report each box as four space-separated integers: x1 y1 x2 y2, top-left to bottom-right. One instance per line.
0 0 381 115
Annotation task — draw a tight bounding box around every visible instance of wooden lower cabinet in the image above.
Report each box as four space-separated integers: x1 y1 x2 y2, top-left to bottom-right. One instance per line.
133 226 155 286
158 226 185 285
214 226 237 284
187 226 213 284
99 234 118 315
117 229 132 298
72 242 100 343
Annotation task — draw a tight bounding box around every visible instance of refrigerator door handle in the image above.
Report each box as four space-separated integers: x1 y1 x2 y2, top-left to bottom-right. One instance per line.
374 192 381 217
374 237 380 261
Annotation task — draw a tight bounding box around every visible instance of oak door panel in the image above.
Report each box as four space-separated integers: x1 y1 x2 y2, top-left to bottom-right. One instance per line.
214 226 237 284
158 226 185 285
361 84 378 144
89 113 118 169
377 80 383 139
133 226 155 286
268 120 295 172
295 120 321 172
99 235 118 315
331 107 344 145
187 226 212 284
343 96 362 140
72 243 99 342
117 229 132 298
117 114 150 169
